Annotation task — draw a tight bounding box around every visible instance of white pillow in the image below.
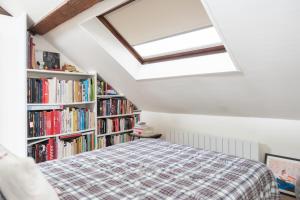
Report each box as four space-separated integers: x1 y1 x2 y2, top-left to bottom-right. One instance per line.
0 145 59 200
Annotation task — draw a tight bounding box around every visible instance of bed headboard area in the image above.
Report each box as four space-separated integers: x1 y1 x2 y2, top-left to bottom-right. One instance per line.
165 130 259 161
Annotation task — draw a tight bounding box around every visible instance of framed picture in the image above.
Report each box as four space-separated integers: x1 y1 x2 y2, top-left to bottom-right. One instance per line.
265 153 300 197
36 50 60 70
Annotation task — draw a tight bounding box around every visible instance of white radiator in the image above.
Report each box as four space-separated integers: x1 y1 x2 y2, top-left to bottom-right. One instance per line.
165 130 259 161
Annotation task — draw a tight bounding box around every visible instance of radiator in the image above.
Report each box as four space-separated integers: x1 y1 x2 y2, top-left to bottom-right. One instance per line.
165 130 259 161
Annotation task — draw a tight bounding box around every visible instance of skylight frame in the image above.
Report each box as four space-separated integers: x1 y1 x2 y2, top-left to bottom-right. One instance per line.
97 0 226 65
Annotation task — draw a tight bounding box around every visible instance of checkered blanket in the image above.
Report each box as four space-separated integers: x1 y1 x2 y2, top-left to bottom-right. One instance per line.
39 139 279 200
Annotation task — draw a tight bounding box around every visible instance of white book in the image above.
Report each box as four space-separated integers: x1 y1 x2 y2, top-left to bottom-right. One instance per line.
67 80 73 103
56 80 61 103
48 77 57 103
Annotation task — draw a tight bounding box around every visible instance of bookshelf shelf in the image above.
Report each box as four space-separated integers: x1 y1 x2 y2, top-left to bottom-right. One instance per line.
27 101 96 109
97 112 140 119
27 128 96 141
27 69 94 76
97 129 133 137
97 95 125 98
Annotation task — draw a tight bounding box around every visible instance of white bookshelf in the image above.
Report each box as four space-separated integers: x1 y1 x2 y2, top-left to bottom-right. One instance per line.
26 68 98 162
96 78 141 147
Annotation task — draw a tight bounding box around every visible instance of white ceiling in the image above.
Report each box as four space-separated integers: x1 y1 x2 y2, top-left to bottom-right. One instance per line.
2 0 300 120
106 0 211 45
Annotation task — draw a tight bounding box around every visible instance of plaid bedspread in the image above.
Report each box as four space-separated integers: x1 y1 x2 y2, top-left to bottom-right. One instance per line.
39 139 280 200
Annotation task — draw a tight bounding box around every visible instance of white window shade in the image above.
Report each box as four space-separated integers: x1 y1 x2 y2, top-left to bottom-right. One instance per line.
133 27 222 58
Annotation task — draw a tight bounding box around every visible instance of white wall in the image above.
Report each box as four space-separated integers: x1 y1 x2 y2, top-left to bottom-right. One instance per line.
32 35 78 70
40 0 300 120
0 14 27 157
141 111 300 161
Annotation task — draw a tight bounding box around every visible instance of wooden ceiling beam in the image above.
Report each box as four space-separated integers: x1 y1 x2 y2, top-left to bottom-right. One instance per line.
29 0 103 35
0 6 11 16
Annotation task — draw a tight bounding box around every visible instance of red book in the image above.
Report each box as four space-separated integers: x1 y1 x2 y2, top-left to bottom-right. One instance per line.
46 143 50 161
57 111 61 134
52 111 58 135
54 110 61 135
48 138 55 160
46 112 52 135
59 133 81 140
44 79 49 103
50 111 55 135
116 119 119 132
42 79 45 103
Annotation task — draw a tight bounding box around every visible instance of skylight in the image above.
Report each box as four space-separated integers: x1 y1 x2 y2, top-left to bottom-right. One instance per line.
133 27 222 58
98 0 227 64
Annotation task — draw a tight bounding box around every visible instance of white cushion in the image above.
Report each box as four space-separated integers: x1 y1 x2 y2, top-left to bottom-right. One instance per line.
0 145 59 200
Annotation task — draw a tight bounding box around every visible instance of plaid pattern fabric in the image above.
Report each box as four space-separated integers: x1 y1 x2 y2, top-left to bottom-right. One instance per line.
39 139 280 200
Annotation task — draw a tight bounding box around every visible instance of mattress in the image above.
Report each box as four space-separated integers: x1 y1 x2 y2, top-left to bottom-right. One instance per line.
39 139 279 200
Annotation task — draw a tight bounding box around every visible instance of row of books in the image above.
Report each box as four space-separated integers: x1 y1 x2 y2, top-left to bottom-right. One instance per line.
27 108 95 137
97 99 134 116
97 80 117 95
57 134 95 159
27 78 95 104
97 117 134 135
97 134 131 148
27 138 55 163
27 134 94 163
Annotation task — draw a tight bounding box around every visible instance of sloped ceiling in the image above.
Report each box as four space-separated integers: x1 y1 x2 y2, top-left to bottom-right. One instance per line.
2 0 300 119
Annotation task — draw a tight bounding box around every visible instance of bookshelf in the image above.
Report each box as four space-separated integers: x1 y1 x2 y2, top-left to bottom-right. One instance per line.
26 42 98 162
25 35 141 162
96 78 141 148
26 70 97 162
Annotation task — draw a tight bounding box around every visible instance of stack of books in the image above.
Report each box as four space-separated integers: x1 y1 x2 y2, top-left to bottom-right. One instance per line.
133 122 153 136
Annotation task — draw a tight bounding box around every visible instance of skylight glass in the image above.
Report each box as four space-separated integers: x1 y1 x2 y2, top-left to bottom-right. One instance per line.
133 27 222 58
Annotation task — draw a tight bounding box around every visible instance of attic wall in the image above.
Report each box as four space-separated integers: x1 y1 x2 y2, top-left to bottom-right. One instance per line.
41 0 300 120
141 111 300 161
0 14 27 157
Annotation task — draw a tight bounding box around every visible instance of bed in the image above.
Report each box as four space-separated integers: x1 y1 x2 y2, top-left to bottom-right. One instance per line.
39 139 280 200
